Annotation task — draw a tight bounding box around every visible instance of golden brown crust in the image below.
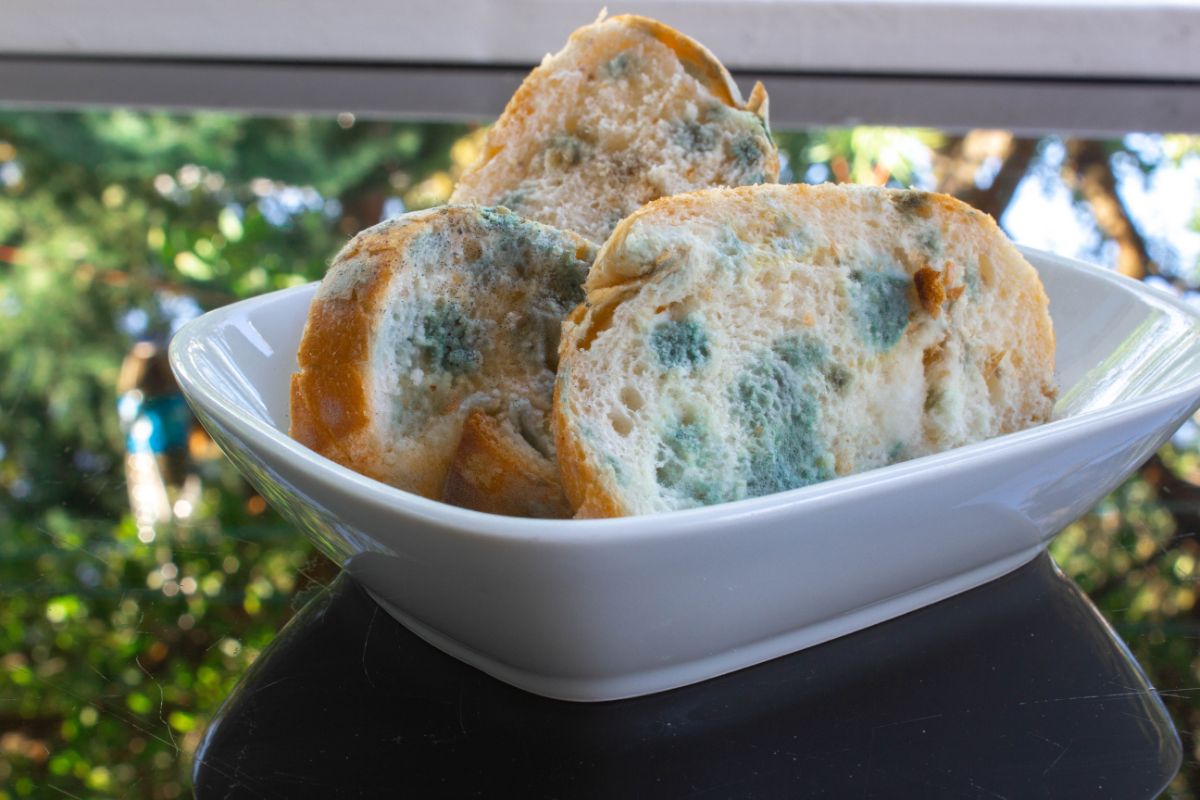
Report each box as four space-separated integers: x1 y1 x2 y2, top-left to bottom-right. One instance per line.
607 18 777 197
613 14 744 107
289 218 451 497
289 230 400 487
442 410 572 518
935 196 1057 397
491 13 769 163
289 372 347 465
554 285 649 518
552 374 628 518
746 81 769 118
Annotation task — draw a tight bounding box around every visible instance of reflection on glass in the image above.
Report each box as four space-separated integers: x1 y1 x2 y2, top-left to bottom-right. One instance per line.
117 340 201 542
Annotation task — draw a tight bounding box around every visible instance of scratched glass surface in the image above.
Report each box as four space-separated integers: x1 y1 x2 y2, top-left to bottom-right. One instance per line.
0 111 1198 798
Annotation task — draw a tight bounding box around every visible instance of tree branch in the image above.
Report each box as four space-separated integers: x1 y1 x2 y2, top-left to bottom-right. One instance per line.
1061 139 1171 285
1087 453 1200 602
932 131 1038 220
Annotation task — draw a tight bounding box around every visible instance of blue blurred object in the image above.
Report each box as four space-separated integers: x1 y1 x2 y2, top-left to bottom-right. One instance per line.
120 392 191 455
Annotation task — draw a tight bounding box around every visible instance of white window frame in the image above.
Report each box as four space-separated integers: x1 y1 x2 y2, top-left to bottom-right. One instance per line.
1 1 1198 133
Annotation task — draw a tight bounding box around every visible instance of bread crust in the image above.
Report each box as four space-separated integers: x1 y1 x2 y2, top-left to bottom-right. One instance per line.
555 184 1057 517
290 219 415 490
552 376 628 519
614 14 747 108
443 409 572 518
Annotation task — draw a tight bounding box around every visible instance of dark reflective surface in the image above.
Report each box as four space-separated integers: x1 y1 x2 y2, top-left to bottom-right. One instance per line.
193 553 1179 798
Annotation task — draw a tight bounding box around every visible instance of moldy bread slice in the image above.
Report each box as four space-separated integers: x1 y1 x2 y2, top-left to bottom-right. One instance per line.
449 13 778 244
290 205 596 516
555 183 1056 517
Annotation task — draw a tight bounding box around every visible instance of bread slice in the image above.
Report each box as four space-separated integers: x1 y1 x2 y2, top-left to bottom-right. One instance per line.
290 205 595 515
441 409 572 517
448 13 778 244
554 183 1057 517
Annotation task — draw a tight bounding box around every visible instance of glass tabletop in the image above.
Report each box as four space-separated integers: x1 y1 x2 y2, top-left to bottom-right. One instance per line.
192 552 1179 798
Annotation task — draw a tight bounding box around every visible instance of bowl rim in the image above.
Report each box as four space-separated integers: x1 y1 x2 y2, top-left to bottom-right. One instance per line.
168 245 1200 542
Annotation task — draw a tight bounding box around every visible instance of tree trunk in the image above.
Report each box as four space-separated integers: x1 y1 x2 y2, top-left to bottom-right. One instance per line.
1061 139 1165 283
932 131 1039 220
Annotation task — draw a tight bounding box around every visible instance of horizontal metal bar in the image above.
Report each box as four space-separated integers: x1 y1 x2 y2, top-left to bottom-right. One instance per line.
4 0 1199 80
3 57 1198 135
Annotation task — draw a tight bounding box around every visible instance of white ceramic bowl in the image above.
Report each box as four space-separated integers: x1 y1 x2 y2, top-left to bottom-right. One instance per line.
170 247 1200 702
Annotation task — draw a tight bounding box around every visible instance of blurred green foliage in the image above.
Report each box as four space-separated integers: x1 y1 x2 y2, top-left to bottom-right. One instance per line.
0 111 1198 798
0 111 466 797
1050 445 1200 798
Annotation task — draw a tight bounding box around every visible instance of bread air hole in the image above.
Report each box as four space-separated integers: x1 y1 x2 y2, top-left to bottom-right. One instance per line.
620 385 645 412
985 350 1007 405
978 253 995 288
576 300 618 351
609 409 634 437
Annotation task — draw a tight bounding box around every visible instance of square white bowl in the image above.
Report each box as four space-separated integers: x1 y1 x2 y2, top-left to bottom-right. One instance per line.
170 247 1200 701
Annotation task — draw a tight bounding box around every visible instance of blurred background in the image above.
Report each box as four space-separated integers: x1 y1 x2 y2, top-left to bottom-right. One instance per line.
0 111 1198 797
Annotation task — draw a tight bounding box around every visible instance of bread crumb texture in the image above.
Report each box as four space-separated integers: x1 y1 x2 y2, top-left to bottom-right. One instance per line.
449 14 778 244
555 183 1057 517
291 206 596 506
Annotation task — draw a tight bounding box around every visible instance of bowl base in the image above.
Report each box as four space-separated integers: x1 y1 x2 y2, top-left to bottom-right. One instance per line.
364 543 1045 701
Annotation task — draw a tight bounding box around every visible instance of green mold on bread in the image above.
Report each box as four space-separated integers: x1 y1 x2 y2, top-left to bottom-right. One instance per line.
554 183 1056 517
